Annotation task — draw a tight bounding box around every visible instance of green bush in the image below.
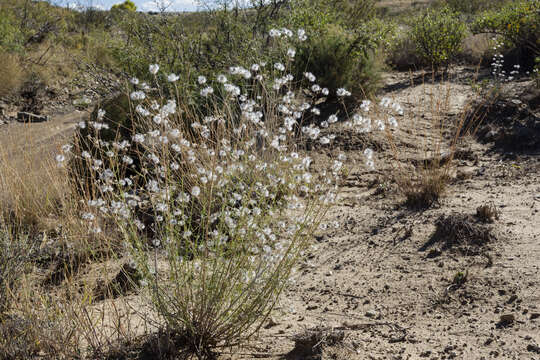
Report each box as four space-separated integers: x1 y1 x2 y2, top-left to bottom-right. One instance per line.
0 12 23 52
293 23 386 99
441 0 510 14
410 6 467 70
472 0 539 68
111 0 137 12
285 0 376 33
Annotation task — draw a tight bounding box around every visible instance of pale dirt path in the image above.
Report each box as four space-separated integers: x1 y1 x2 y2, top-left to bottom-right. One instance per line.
0 110 86 160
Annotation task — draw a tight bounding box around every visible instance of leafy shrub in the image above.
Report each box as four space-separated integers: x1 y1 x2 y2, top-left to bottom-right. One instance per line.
472 0 539 69
439 0 510 14
286 0 376 32
0 13 23 52
111 0 137 12
292 23 384 100
410 6 467 70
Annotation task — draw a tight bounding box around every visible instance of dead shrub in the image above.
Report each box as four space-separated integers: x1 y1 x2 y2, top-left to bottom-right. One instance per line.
289 326 345 359
421 214 496 255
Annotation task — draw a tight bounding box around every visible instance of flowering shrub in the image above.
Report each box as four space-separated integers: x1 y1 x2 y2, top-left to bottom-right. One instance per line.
411 6 466 70
56 28 399 356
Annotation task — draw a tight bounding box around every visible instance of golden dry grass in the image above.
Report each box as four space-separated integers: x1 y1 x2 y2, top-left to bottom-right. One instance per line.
0 116 78 232
0 53 24 97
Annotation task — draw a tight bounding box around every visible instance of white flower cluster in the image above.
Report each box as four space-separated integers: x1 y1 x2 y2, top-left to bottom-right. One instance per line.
54 28 406 296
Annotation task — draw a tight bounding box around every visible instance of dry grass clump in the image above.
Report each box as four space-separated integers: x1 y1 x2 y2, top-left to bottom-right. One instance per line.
402 171 449 209
383 76 470 210
476 202 500 223
0 126 66 233
0 53 24 97
0 229 33 316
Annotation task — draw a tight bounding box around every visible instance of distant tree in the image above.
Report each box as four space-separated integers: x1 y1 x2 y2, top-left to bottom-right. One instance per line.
111 0 137 12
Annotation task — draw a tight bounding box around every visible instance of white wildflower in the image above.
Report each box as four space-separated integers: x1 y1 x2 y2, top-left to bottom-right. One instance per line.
168 73 179 82
149 64 159 75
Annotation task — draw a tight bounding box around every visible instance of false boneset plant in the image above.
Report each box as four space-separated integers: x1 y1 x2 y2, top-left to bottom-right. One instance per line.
56 28 399 358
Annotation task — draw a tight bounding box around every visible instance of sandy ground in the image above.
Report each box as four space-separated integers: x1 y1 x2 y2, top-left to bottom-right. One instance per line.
238 70 540 360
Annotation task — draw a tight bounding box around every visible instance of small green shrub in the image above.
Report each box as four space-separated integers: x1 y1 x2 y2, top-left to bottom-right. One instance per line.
293 24 384 99
0 14 23 52
441 0 510 14
111 0 137 12
410 6 467 70
472 0 539 69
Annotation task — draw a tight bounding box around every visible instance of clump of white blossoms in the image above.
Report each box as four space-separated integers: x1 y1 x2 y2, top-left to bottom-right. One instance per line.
57 28 402 348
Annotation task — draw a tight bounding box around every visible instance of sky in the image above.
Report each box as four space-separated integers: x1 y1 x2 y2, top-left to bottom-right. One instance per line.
59 0 202 12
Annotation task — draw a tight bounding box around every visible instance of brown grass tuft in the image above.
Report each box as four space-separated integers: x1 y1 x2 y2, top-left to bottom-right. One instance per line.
402 171 448 209
476 202 500 223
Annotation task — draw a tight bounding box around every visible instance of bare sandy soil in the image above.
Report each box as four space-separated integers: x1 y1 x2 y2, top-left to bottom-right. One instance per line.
243 70 540 360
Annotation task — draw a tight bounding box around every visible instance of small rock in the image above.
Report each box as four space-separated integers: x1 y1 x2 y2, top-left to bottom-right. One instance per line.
426 248 442 258
527 344 540 354
506 294 518 304
530 312 540 320
365 310 379 319
264 317 279 329
499 313 515 325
